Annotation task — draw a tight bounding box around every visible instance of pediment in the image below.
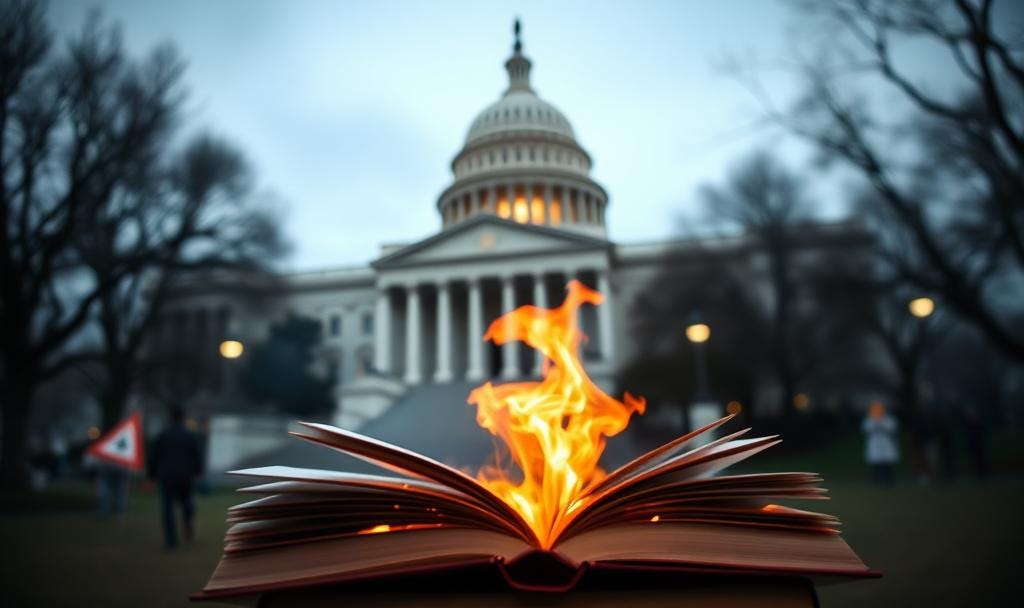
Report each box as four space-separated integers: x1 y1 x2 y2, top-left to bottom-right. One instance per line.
374 216 609 269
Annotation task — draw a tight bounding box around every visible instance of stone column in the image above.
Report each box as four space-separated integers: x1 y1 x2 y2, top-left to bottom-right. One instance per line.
466 278 485 381
543 183 553 226
404 285 422 385
434 282 453 383
374 288 391 374
532 273 548 375
500 275 519 379
597 270 615 362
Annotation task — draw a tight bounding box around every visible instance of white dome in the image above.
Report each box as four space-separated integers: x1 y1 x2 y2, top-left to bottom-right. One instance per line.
465 90 576 144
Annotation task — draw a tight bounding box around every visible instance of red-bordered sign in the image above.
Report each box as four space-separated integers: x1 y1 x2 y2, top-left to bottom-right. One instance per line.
86 411 144 471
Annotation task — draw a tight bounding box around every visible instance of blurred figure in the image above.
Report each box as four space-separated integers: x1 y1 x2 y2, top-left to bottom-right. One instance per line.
90 457 129 517
148 407 204 549
863 402 900 485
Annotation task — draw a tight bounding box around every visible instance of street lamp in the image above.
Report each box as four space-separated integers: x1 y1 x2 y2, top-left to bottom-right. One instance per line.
685 315 711 401
908 297 935 319
219 339 244 359
685 312 719 444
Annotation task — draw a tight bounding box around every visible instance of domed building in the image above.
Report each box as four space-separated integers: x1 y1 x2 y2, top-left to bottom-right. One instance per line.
437 25 608 238
160 23 870 472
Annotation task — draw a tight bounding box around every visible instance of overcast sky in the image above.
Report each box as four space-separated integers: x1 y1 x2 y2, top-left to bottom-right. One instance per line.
46 0 965 271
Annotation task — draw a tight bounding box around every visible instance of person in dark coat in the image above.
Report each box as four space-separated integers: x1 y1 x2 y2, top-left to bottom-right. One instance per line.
148 406 204 549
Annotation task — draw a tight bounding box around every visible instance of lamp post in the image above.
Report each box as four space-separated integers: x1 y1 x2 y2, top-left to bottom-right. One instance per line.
906 296 936 417
218 338 245 415
685 312 719 445
685 316 711 400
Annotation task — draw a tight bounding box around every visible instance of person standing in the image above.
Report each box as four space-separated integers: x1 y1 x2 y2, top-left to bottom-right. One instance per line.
862 402 900 485
148 407 204 549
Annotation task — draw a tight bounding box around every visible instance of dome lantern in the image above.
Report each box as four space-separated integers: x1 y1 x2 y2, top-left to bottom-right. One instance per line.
505 19 532 93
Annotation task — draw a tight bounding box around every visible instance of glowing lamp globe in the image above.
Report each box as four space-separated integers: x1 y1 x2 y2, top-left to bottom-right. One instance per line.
219 340 245 359
908 297 935 319
685 323 711 344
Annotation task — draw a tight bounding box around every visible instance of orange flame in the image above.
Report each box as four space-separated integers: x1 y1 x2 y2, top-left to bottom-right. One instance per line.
469 280 646 548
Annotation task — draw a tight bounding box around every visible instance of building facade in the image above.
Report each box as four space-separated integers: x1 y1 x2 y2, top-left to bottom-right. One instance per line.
163 28 871 446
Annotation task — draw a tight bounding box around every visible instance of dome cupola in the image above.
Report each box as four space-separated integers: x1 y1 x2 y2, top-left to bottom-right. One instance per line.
437 20 609 237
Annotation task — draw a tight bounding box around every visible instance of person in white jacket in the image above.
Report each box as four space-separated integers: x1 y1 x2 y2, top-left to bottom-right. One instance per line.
863 402 900 485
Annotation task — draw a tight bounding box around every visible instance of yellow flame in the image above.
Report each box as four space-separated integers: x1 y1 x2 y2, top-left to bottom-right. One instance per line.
469 280 646 548
356 523 443 535
360 524 391 534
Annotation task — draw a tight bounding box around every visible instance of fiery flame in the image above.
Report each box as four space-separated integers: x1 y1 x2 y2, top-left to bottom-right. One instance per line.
469 280 646 548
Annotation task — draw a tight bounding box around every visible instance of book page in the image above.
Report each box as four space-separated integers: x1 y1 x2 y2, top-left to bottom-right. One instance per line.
200 527 530 597
228 466 525 538
555 522 869 576
292 423 537 543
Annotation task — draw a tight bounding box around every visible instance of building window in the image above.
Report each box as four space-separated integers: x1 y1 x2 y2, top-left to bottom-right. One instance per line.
361 312 373 336
497 187 510 218
551 189 562 225
531 186 545 225
329 314 341 337
513 185 529 224
462 194 471 218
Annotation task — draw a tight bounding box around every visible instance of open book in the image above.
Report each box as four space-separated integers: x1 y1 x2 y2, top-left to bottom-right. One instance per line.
193 415 877 601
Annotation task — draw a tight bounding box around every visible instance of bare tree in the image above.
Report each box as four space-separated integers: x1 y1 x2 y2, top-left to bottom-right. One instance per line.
0 3 286 486
0 2 183 486
758 0 1024 360
76 133 287 432
699 151 813 416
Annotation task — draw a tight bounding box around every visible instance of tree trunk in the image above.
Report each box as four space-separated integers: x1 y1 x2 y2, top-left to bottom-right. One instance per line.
0 375 34 490
100 366 132 432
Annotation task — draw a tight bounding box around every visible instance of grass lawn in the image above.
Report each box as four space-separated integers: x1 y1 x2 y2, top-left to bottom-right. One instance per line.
2 442 1021 606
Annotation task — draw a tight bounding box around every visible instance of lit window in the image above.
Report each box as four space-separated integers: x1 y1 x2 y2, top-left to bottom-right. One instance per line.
514 200 529 223
513 187 529 224
531 198 545 224
497 188 511 218
551 200 562 225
